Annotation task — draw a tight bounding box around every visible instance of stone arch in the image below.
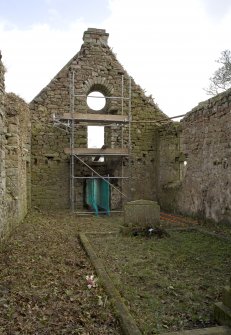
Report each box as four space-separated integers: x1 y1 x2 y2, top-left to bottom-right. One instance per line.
83 78 114 114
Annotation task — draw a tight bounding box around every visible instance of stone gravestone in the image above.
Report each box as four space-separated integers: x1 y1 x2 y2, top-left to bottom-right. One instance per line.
123 200 160 234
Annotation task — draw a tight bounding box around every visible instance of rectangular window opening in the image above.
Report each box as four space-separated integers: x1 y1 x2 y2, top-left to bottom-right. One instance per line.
87 126 105 162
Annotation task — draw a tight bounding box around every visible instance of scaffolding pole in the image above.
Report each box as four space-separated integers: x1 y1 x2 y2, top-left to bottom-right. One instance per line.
121 74 124 201
68 70 131 213
128 76 132 201
73 154 127 199
74 176 129 179
70 70 76 212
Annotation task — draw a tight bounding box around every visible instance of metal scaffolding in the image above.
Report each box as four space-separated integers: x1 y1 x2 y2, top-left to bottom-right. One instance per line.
54 70 132 214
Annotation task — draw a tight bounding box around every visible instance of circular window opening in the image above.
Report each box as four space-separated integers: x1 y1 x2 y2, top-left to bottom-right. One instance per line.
87 91 106 111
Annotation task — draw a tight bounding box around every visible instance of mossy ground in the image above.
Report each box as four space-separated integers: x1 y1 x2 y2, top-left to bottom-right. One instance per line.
89 219 231 334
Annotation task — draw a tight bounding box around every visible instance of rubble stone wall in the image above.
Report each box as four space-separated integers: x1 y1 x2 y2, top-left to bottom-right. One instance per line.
5 93 31 226
3 28 230 225
157 123 182 211
0 56 6 238
0 55 31 240
176 89 231 223
30 28 166 209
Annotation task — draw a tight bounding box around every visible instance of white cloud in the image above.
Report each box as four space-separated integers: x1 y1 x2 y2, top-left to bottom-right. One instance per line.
0 20 87 102
0 0 231 117
105 0 231 115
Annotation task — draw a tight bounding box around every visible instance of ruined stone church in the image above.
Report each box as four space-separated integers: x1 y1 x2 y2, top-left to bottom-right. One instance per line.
0 28 231 238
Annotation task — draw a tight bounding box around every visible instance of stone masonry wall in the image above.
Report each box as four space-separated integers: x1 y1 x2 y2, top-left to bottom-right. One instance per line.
0 53 31 240
176 89 231 223
30 28 167 210
0 54 6 239
5 93 31 227
2 28 230 227
157 122 182 211
30 78 72 209
129 89 163 201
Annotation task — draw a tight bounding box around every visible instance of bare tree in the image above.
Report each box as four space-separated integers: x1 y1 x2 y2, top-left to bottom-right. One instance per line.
205 49 231 96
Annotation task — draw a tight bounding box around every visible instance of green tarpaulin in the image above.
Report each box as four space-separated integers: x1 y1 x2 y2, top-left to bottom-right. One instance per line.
85 178 110 215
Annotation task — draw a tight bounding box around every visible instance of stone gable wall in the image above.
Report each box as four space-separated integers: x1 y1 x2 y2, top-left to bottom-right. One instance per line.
30 28 167 209
2 28 230 224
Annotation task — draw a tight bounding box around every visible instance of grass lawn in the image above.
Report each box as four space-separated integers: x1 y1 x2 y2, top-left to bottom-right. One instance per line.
89 230 231 334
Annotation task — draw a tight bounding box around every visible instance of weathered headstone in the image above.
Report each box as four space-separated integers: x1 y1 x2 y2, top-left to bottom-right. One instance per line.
123 200 160 233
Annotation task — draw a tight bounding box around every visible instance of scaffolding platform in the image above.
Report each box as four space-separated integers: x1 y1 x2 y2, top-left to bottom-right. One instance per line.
62 113 129 124
64 147 129 156
55 70 132 213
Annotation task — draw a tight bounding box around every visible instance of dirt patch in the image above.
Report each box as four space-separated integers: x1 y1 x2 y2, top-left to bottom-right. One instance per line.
0 210 121 334
160 212 231 239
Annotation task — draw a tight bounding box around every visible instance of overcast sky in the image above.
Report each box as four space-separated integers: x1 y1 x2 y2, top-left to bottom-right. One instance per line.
0 0 231 117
